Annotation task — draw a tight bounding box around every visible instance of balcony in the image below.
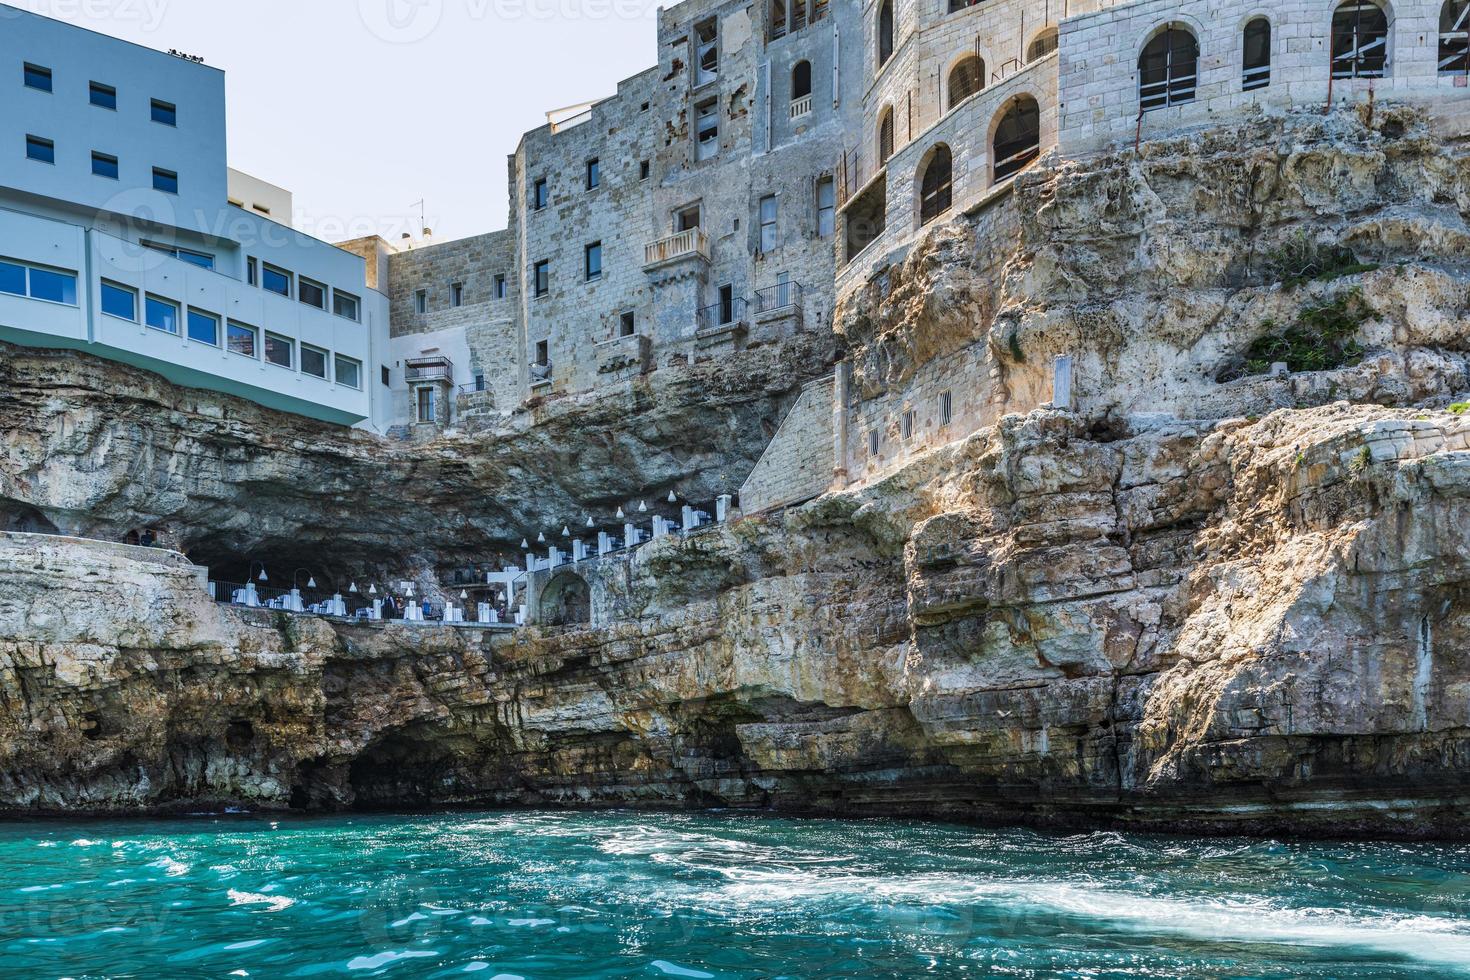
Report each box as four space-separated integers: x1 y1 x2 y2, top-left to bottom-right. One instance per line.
595 332 652 379
790 95 813 120
753 282 803 315
696 297 747 333
405 355 454 384
644 228 710 270
750 283 804 343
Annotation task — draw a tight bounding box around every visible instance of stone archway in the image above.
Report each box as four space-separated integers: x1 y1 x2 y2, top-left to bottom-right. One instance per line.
538 572 592 627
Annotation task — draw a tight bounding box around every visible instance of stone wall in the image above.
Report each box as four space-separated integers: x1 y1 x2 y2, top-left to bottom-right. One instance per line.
739 373 836 513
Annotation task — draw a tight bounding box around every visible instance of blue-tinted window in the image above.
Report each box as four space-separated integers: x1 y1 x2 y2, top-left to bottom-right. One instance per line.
301 345 328 378
333 290 360 320
145 296 178 333
152 168 178 194
23 64 51 92
92 152 119 179
187 310 218 345
26 136 54 164
176 249 213 270
101 282 136 320
28 267 76 305
90 82 116 109
0 261 24 296
335 355 361 389
265 332 293 368
262 265 290 296
227 322 257 358
586 158 600 190
585 242 602 280
533 178 548 210
151 99 177 126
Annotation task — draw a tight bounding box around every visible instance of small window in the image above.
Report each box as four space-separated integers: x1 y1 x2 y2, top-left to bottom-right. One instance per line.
920 145 953 224
247 257 258 287
298 278 326 310
948 56 985 109
26 136 54 164
175 248 213 270
695 98 719 159
414 289 427 314
695 17 719 83
877 1 894 68
1442 1 1469 74
265 332 294 368
1028 28 1059 62
868 430 881 458
493 274 507 299
902 410 915 441
90 82 117 110
451 282 464 307
535 340 550 366
759 195 779 253
677 205 702 231
533 177 549 210
381 365 392 387
416 386 436 423
620 311 636 337
301 344 328 378
1244 18 1272 90
101 281 137 321
151 99 177 126
262 264 291 297
145 295 179 334
792 60 813 101
333 290 360 321
640 160 651 181
940 390 953 427
23 64 52 92
878 108 895 164
152 168 179 194
335 355 362 389
816 176 836 238
585 242 602 281
187 309 218 345
534 260 550 297
586 158 600 190
28 266 76 305
227 321 258 358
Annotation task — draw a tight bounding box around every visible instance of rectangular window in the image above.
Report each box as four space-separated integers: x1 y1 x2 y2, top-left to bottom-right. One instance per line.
493 274 507 299
335 355 362 389
414 289 427 314
534 260 549 297
145 295 179 334
23 64 51 92
187 309 218 345
695 99 719 159
586 158 600 190
227 321 258 358
26 136 54 164
265 332 294 368
868 431 880 459
474 374 486 392
451 282 464 307
87 151 117 180
416 387 436 423
816 176 836 238
640 160 650 181
535 340 549 366
100 281 137 320
89 82 116 109
247 257 258 287
333 290 360 321
301 344 328 378
151 99 177 126
585 242 602 281
759 195 778 253
381 365 392 387
695 18 719 85
620 311 636 337
677 205 702 232
0 261 22 296
533 177 549 210
902 410 915 441
141 241 213 269
298 278 326 310
152 168 178 194
28 266 76 305
940 390 953 427
262 264 291 297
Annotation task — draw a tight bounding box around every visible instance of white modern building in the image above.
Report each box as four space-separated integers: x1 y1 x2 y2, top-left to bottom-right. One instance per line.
0 3 389 427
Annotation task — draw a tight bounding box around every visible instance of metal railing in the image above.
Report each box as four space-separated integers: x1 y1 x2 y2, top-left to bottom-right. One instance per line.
697 297 747 332
458 379 489 396
405 358 454 383
644 227 710 267
837 146 887 208
753 282 803 315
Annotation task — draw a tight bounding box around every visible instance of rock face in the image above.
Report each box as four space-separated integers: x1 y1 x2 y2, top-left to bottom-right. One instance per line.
4 108 1470 835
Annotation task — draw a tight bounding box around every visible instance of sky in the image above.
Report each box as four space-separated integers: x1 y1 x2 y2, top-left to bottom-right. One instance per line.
28 0 661 243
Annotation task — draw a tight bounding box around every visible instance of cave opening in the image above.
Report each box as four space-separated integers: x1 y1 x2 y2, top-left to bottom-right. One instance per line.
1 503 59 536
225 719 255 752
347 730 473 810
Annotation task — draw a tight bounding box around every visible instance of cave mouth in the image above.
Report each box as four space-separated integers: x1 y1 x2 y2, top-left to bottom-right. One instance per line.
1 503 59 535
347 730 476 811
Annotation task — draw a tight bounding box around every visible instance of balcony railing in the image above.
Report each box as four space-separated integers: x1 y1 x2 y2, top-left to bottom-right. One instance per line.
753 282 803 315
644 228 710 267
790 94 813 119
697 297 747 332
837 147 884 208
405 357 453 384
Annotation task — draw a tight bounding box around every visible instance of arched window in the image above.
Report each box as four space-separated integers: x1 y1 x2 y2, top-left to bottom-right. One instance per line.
919 145 953 225
1028 27 1059 62
878 1 895 68
1138 25 1199 111
793 61 813 100
1243 18 1272 90
1441 0 1469 74
878 107 895 165
993 96 1041 184
1331 1 1390 79
948 55 985 109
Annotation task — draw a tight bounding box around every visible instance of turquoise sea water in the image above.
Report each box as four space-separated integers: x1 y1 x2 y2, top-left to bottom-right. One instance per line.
3 811 1470 979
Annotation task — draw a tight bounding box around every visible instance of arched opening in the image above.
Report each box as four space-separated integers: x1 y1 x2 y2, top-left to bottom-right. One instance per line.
1243 18 1272 90
878 107 895 165
948 55 985 109
792 60 813 100
918 145 953 226
993 96 1041 185
539 572 591 627
878 0 894 69
1441 1 1469 74
1028 27 1059 62
1138 25 1200 111
1332 1 1390 79
1 503 59 535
